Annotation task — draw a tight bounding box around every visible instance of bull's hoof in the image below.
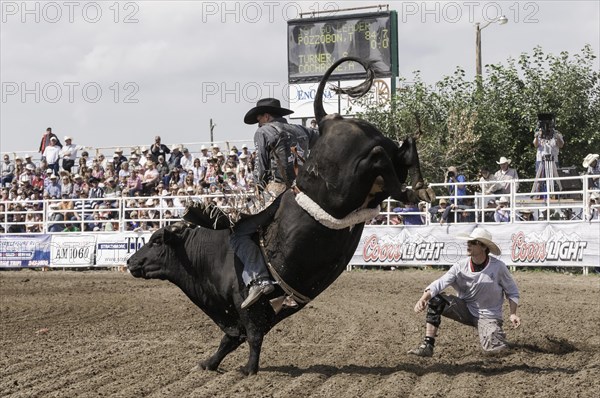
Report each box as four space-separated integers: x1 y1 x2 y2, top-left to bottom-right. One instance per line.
239 365 258 376
194 360 219 372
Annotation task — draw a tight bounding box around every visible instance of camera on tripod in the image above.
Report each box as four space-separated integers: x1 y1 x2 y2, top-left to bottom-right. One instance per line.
537 113 556 140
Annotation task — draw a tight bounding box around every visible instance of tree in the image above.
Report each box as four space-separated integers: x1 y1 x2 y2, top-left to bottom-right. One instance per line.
355 45 600 189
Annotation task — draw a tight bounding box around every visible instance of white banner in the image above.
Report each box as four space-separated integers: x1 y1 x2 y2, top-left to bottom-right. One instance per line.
50 235 96 267
95 233 152 266
352 223 600 267
288 78 391 119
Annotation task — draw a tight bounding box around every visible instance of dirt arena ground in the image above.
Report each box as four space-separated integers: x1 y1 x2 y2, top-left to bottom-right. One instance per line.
1 268 599 397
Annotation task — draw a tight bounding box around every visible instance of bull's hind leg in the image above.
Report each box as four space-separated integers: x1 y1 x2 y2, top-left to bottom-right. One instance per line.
198 333 245 371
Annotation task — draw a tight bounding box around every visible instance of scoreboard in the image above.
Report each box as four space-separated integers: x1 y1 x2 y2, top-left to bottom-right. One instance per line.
287 11 398 83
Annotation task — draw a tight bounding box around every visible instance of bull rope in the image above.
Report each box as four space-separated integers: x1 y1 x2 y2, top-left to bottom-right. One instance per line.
259 191 379 306
294 192 380 230
259 239 312 305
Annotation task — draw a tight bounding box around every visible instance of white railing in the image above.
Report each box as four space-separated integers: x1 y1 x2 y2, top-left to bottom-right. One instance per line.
1 174 599 233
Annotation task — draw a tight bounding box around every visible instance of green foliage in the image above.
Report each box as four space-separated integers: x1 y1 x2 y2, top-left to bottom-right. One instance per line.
355 45 600 185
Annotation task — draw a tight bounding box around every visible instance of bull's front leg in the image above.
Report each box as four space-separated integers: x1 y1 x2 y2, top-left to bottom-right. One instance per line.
241 331 264 376
196 333 245 371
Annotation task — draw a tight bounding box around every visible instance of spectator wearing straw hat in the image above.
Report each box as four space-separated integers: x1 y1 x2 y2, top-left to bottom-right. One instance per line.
198 145 211 168
494 196 511 222
408 227 521 357
168 145 183 171
59 136 83 173
582 153 600 189
493 156 519 195
43 137 61 176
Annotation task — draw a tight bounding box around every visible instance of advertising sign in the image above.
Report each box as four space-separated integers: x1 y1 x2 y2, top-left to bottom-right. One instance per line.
352 224 600 267
288 78 391 118
0 234 52 268
50 235 96 267
95 233 151 266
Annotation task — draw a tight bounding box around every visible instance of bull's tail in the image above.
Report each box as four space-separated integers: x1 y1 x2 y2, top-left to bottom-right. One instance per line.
314 57 376 123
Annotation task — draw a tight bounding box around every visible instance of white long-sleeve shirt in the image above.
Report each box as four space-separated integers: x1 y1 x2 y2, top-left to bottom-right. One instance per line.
426 256 520 320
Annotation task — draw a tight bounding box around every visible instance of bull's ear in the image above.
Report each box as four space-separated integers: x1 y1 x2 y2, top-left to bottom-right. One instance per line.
164 222 187 243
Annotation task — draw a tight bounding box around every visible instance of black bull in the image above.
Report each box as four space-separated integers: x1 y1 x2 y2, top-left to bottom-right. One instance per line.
127 57 435 375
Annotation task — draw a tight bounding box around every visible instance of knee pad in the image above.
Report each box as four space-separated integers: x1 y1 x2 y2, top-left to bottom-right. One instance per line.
426 295 448 327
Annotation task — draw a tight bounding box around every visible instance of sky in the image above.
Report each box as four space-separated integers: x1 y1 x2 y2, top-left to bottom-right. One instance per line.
1 0 598 155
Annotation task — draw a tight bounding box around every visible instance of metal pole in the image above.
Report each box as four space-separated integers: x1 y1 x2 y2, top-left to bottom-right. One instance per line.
475 23 482 78
209 119 215 146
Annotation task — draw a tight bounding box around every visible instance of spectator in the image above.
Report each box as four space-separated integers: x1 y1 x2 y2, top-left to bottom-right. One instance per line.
156 155 170 183
125 168 142 197
23 154 36 171
105 161 117 180
129 153 141 169
534 114 564 171
180 147 194 170
43 137 61 176
586 192 599 221
393 201 423 225
88 177 104 200
118 161 131 180
71 174 87 198
428 198 450 224
91 162 105 180
494 196 511 222
198 145 211 168
493 157 519 195
47 202 65 232
517 209 534 221
44 174 61 198
139 147 150 167
1 154 15 186
445 166 467 204
407 227 520 357
190 158 205 186
59 174 73 197
165 166 183 187
39 127 62 161
59 136 83 173
104 177 119 197
310 118 318 130
168 145 183 171
150 135 170 163
582 153 600 189
113 148 127 171
142 161 160 195
211 144 220 158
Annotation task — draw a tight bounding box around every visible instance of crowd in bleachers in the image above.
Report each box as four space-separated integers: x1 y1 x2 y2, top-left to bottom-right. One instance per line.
2 130 599 233
1 133 259 233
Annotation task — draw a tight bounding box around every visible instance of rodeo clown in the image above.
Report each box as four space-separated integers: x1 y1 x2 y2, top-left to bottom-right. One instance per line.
407 227 521 357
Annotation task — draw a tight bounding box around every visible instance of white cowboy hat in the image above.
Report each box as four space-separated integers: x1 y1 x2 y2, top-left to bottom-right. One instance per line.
496 156 511 165
457 227 502 256
582 153 599 168
497 196 509 204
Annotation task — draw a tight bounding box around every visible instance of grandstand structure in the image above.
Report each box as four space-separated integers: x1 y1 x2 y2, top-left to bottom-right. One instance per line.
1 144 599 272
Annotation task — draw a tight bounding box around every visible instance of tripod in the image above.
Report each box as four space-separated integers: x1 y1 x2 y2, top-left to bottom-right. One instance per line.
532 155 562 194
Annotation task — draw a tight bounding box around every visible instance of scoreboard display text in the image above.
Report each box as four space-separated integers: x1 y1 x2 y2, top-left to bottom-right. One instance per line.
288 12 397 83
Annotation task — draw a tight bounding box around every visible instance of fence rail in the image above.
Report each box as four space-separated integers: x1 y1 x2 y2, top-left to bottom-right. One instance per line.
2 175 599 234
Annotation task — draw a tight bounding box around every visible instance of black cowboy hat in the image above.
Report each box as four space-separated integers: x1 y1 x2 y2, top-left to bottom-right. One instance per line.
243 98 293 125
